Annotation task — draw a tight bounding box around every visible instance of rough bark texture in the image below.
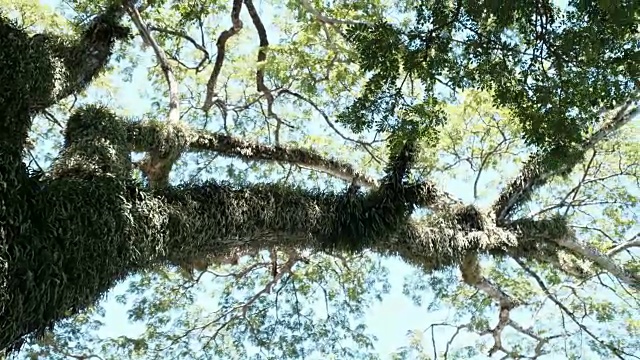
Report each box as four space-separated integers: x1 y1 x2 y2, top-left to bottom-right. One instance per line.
0 3 638 356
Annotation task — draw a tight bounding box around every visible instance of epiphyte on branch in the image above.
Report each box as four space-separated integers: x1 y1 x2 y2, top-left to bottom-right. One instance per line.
51 105 132 180
319 140 421 253
453 205 485 232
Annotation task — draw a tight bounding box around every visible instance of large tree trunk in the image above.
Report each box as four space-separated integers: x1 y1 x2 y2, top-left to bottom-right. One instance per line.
0 5 131 352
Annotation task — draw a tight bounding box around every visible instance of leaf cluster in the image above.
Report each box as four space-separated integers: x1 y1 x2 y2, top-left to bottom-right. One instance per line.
341 0 639 152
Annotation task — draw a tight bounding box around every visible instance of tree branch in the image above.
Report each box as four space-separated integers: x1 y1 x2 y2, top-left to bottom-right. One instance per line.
607 233 640 257
0 169 575 352
125 3 186 188
552 235 640 289
493 95 640 222
44 6 131 109
128 120 377 187
279 89 382 158
516 259 637 360
0 5 129 162
202 0 243 112
127 120 464 211
126 4 179 123
1 14 131 354
148 25 210 71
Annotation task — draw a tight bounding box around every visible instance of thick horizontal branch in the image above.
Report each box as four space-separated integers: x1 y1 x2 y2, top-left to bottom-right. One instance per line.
0 175 567 352
128 121 378 186
127 121 464 211
134 118 636 286
191 130 378 186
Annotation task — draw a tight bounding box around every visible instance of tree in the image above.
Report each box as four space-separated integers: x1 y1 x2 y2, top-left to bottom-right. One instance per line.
0 0 638 358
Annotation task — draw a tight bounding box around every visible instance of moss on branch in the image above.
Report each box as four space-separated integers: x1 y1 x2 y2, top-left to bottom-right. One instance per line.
45 5 131 107
127 120 378 187
127 118 192 188
52 105 132 179
0 17 58 155
2 151 572 353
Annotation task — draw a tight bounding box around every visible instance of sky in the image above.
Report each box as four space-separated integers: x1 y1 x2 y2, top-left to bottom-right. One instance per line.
20 0 638 358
